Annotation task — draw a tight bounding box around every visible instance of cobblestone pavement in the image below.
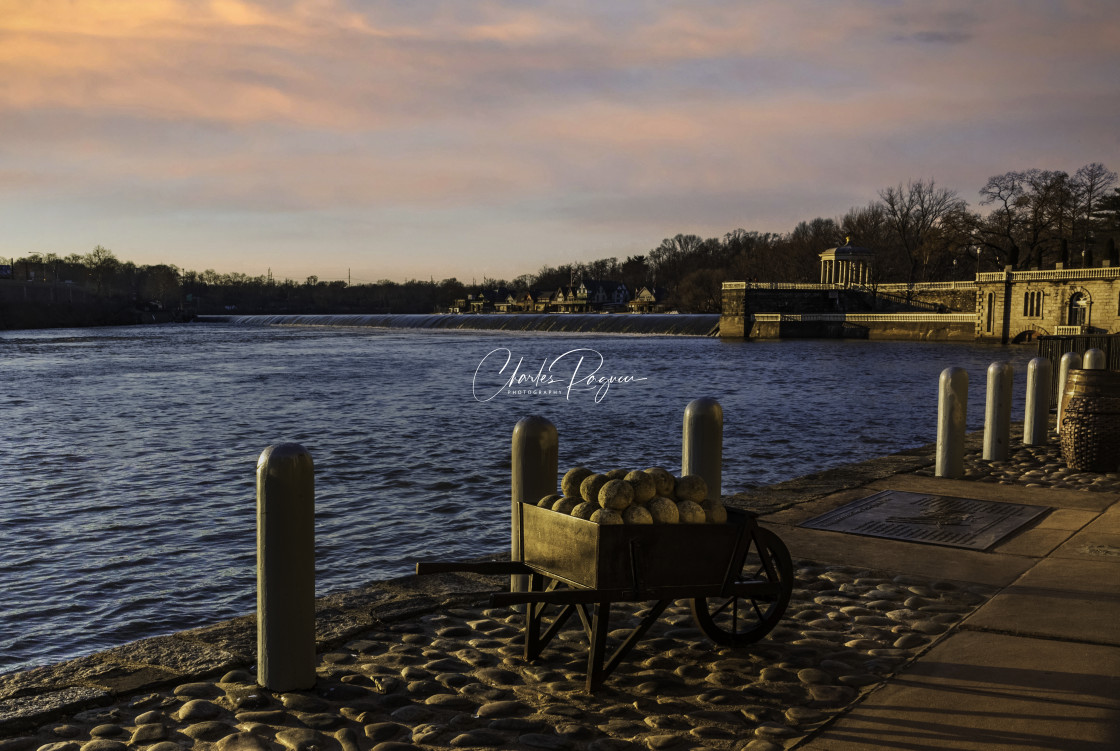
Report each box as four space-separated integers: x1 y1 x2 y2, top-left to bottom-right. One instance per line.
7 430 1118 751
913 437 1120 492
8 562 996 751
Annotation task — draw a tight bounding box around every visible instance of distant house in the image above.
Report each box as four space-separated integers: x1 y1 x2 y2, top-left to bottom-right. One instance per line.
628 286 667 313
527 289 554 312
584 281 630 309
468 291 500 313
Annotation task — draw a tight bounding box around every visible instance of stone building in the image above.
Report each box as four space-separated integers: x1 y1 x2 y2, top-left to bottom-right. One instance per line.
976 265 1120 342
722 252 1120 341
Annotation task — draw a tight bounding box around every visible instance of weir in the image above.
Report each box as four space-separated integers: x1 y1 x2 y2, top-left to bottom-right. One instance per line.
201 313 722 336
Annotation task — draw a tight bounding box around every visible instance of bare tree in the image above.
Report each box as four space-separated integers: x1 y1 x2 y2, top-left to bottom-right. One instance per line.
878 179 967 283
1071 162 1118 264
971 169 1071 269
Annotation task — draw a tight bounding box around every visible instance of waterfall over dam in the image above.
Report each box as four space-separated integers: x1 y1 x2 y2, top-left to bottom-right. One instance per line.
202 313 721 336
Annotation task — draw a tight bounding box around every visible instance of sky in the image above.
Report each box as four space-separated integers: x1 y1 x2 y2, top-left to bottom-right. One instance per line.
1 1 1118 285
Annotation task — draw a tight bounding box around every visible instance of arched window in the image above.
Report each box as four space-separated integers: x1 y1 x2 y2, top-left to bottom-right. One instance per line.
1068 292 1088 326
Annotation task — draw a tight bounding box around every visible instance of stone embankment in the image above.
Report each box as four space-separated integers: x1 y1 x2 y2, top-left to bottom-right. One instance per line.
1 429 1113 751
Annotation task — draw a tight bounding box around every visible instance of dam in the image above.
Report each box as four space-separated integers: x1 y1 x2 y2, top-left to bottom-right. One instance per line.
203 312 722 336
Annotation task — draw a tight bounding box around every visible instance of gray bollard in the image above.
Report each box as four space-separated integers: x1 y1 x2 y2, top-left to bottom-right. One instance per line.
257 443 316 692
511 416 558 596
682 398 723 501
983 362 1013 461
1057 351 1082 434
936 368 968 478
1024 357 1052 445
1084 348 1106 370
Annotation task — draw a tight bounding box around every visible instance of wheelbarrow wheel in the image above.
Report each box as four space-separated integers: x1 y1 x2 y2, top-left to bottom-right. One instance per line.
690 526 793 646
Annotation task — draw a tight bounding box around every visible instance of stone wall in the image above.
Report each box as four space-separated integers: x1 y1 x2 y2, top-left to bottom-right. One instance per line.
977 271 1120 342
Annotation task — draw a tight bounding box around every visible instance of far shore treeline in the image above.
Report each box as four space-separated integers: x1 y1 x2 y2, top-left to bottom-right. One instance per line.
3 163 1118 327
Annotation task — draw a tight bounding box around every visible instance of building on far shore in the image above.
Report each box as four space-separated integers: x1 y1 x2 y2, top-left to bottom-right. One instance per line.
721 248 1120 342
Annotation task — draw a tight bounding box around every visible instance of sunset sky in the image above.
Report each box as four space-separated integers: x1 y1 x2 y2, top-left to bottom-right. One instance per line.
2 1 1117 284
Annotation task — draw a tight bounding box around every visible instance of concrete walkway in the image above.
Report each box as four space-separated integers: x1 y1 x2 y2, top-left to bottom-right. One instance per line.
763 474 1120 750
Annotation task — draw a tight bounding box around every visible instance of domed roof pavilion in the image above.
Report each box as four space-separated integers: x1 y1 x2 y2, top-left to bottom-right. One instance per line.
819 241 874 286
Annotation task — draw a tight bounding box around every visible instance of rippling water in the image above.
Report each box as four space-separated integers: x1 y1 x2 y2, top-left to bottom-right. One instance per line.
0 323 1035 674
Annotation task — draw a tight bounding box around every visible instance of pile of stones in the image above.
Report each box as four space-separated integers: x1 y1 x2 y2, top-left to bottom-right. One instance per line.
534 468 728 526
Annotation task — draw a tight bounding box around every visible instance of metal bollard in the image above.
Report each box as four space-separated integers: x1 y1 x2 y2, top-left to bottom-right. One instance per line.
1024 357 1052 445
257 443 316 692
936 368 968 478
511 416 558 596
1057 351 1082 434
1084 348 1106 370
983 362 1013 461
682 398 723 501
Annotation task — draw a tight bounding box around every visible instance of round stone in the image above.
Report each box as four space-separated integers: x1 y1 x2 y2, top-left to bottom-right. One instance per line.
701 500 727 523
79 743 124 751
580 474 609 503
893 633 928 649
754 722 797 738
644 467 676 497
758 667 795 683
391 705 432 723
797 668 831 685
590 508 623 525
676 500 706 524
181 722 237 742
624 471 657 503
176 699 222 722
552 496 580 514
647 497 679 524
538 493 563 508
129 724 167 744
599 479 635 510
215 733 272 751
809 685 856 705
89 726 124 739
365 723 407 742
675 475 707 503
622 505 654 524
275 729 328 751
562 468 593 498
450 730 506 747
476 700 530 718
174 682 222 698
570 501 598 520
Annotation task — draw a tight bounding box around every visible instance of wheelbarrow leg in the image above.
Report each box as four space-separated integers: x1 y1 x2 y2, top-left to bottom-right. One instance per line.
586 601 612 692
525 576 575 661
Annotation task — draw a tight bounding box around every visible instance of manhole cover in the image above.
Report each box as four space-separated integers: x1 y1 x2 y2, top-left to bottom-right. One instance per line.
800 490 1050 550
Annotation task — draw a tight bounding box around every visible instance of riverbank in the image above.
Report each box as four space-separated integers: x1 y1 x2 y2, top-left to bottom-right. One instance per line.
2 426 1117 750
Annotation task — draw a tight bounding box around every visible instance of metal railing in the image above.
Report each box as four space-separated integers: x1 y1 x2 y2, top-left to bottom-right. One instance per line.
751 312 975 323
976 267 1120 283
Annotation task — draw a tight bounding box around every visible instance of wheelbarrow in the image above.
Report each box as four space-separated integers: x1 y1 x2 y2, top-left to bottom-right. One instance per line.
417 503 793 691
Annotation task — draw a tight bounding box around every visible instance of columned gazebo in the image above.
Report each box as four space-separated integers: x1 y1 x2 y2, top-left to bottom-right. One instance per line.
819 244 874 286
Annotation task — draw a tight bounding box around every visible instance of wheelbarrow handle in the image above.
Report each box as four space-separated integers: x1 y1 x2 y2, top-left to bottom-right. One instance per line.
415 560 532 576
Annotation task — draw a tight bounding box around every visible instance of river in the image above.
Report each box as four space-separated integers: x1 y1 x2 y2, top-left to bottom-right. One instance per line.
0 321 1036 675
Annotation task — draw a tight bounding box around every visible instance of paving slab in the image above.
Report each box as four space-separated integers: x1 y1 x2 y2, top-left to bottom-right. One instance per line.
799 630 1120 751
963 556 1120 645
762 523 1036 588
864 475 1119 512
